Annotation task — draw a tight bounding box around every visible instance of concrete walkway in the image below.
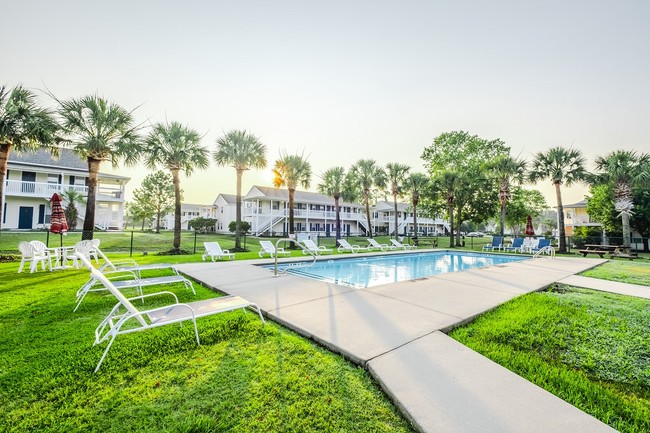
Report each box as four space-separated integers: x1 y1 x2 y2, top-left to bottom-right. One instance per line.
558 275 650 299
176 252 617 433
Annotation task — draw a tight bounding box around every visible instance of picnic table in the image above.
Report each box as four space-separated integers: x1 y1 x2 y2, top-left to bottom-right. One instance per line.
579 244 637 259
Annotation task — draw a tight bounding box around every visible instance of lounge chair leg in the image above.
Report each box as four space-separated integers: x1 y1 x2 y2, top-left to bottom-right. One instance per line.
192 321 201 345
94 335 117 373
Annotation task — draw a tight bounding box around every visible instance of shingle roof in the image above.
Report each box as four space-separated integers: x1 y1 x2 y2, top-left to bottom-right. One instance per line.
246 185 360 206
9 147 88 170
217 194 237 204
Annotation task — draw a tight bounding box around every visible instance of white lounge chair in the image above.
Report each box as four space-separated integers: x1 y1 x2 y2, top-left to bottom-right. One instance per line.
367 238 395 251
302 239 333 255
86 262 265 372
390 239 416 250
75 240 179 277
337 239 369 253
202 242 235 261
259 240 291 258
18 241 51 273
73 249 195 312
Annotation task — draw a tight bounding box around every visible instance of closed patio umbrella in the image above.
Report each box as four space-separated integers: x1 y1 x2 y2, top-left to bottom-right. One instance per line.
50 193 68 248
525 215 535 236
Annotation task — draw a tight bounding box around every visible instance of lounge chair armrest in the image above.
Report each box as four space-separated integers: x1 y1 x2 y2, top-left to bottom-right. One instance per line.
127 291 179 304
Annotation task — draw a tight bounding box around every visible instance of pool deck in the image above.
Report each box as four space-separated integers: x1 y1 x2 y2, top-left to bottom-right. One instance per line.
176 250 617 433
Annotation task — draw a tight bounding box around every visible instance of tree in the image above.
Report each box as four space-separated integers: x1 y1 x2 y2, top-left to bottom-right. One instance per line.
317 166 355 240
454 173 497 244
143 121 209 252
586 183 620 234
593 150 650 248
57 94 141 240
385 163 410 239
228 220 250 234
402 172 429 239
189 217 218 233
60 188 86 231
631 188 650 251
272 152 311 239
505 188 547 235
349 159 386 238
214 130 267 251
529 146 587 253
125 200 152 230
133 171 175 233
486 155 527 236
0 85 59 229
422 131 510 175
433 171 463 247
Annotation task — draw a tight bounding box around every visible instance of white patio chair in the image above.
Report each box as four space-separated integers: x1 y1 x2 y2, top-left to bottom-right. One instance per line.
87 263 265 372
258 240 290 258
90 239 101 264
73 248 195 312
390 239 416 250
18 241 51 273
367 238 395 251
302 239 333 255
202 242 235 261
337 239 369 253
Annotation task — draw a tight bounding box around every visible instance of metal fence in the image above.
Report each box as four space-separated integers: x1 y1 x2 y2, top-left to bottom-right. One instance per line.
0 230 248 256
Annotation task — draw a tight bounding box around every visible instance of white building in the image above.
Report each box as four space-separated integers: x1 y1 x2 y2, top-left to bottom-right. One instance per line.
213 185 448 237
4 148 129 230
160 203 217 230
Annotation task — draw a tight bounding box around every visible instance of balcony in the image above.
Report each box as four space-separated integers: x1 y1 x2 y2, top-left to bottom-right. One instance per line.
4 180 124 201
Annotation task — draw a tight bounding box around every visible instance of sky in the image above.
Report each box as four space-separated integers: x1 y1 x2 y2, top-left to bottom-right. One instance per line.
3 0 650 208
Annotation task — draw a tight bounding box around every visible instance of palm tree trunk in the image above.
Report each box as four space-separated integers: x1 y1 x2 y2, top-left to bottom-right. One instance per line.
172 169 182 250
155 209 161 233
393 191 399 239
334 195 341 240
82 158 101 240
288 188 295 235
364 190 373 238
500 202 507 236
499 181 508 236
412 198 418 241
456 206 463 246
448 201 454 247
0 143 11 231
622 212 631 249
235 169 243 250
555 181 567 253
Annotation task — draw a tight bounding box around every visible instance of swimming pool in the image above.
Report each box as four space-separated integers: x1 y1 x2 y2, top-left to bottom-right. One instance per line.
269 251 529 288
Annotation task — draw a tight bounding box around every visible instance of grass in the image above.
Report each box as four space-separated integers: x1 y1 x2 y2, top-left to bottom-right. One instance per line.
581 259 650 286
450 284 650 433
0 260 414 432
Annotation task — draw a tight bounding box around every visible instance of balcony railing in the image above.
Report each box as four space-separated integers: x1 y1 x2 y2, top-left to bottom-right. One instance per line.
4 180 123 200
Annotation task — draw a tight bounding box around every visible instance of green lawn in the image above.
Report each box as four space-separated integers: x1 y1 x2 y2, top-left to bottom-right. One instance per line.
450 284 650 433
581 259 650 286
0 260 414 432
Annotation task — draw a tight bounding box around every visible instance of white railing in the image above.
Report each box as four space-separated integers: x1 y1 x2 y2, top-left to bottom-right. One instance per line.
5 180 88 197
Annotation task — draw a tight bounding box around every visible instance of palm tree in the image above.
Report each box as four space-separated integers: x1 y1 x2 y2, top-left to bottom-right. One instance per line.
349 159 386 238
593 150 650 248
58 94 141 240
386 163 410 239
272 152 311 239
143 121 209 252
403 172 429 242
434 171 462 247
0 85 58 229
214 130 267 251
487 155 527 236
529 146 586 253
60 188 86 230
317 166 355 240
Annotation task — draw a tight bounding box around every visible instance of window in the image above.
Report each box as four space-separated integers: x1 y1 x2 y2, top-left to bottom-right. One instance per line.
272 201 279 210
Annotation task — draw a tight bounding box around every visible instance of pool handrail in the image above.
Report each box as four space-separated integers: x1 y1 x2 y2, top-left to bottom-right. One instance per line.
273 238 317 276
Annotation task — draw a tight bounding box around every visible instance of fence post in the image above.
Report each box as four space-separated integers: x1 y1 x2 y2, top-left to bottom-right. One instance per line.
130 231 134 257
193 231 197 254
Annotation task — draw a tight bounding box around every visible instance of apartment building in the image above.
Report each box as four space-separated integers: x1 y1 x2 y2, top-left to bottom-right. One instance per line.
160 203 217 230
4 148 129 230
213 185 448 237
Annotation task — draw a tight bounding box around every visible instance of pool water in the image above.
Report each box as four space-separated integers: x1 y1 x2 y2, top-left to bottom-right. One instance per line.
269 251 529 288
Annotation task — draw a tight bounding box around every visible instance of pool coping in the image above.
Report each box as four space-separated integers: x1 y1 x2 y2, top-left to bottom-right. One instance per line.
176 249 615 433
